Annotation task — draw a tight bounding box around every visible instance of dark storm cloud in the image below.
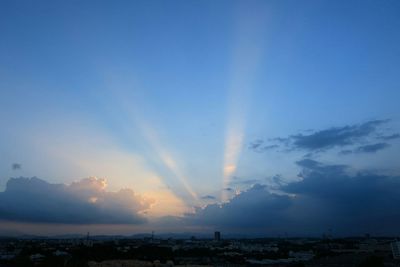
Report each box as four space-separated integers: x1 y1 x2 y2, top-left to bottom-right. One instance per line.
250 120 395 154
0 177 152 224
355 143 390 153
184 159 400 235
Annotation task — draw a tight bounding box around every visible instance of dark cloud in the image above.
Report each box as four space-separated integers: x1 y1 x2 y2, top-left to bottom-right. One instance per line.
11 163 21 170
338 143 390 155
248 140 279 153
290 120 387 151
185 184 291 230
229 178 261 186
339 149 353 155
249 140 263 150
283 160 400 234
271 174 284 186
184 160 400 235
201 195 216 200
270 137 290 144
251 120 395 154
378 133 400 140
0 177 152 224
355 143 390 153
296 159 347 174
261 145 279 151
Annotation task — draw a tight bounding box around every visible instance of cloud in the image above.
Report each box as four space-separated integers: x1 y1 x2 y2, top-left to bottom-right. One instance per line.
339 149 353 155
282 160 400 234
355 143 390 153
290 120 387 151
201 195 216 200
378 133 400 140
11 163 21 170
185 184 291 230
251 120 395 154
295 159 348 176
249 139 263 150
229 176 261 186
248 140 279 153
183 159 400 235
0 177 153 224
339 143 390 155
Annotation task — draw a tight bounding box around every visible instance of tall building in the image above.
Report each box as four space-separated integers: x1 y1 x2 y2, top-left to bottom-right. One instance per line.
214 231 221 241
391 241 400 259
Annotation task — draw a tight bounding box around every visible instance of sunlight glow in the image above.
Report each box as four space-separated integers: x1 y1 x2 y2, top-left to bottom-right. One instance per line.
143 188 189 217
88 197 98 203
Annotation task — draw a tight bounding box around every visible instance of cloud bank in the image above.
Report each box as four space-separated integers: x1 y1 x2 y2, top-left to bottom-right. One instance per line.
2 158 400 236
0 177 153 224
250 120 398 154
184 159 400 235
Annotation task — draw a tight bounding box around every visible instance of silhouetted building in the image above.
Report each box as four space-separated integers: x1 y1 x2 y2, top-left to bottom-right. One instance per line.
214 231 221 241
83 232 93 247
391 241 400 259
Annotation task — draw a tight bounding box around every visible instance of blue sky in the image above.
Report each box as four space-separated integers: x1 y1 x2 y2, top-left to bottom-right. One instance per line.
1 0 400 236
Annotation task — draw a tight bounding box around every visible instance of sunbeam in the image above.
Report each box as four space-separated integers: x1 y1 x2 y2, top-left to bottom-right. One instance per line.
136 119 199 202
103 81 199 205
222 5 269 201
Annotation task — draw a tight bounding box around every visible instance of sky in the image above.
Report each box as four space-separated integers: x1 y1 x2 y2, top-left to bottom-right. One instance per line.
0 0 400 237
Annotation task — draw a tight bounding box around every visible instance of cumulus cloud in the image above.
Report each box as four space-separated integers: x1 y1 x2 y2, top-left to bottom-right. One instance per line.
250 120 396 154
183 159 400 235
0 177 153 224
185 184 291 230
